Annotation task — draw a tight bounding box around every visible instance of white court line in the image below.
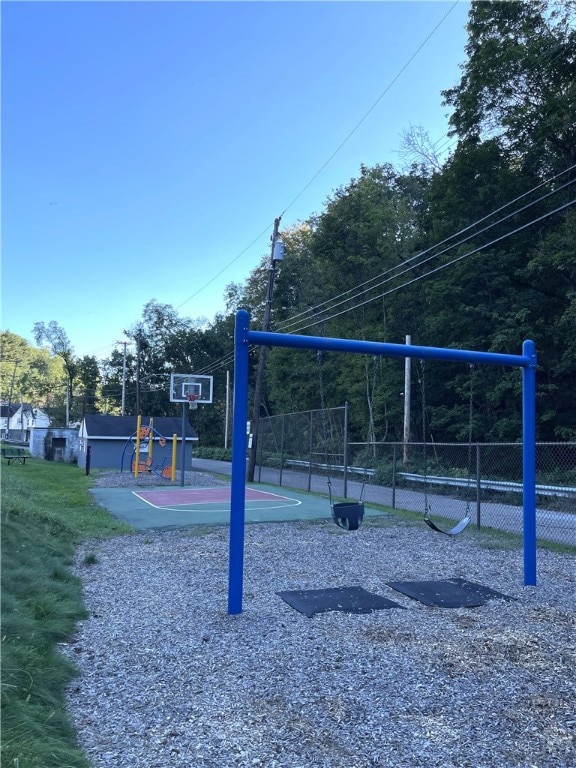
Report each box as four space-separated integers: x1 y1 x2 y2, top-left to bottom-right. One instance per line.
140 501 303 514
131 489 302 512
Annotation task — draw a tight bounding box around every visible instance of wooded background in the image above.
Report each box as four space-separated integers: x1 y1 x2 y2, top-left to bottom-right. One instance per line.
2 1 575 446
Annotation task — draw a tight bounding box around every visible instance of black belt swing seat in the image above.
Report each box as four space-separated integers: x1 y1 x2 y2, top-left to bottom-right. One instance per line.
424 505 471 536
419 361 475 537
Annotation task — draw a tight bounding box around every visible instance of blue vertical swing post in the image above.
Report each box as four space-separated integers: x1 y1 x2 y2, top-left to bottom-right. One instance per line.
228 310 537 614
228 310 250 614
522 339 537 586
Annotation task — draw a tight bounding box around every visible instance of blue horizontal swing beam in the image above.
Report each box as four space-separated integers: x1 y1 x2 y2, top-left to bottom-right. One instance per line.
249 330 529 368
228 309 537 615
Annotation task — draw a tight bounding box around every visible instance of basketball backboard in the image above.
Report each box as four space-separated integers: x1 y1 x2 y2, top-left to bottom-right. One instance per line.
170 373 213 404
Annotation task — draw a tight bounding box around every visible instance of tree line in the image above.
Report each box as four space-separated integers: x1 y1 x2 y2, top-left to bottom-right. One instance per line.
2 1 575 445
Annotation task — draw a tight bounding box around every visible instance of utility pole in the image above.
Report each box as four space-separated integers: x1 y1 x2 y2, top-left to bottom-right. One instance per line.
247 216 284 482
224 370 230 449
135 330 142 417
119 341 128 416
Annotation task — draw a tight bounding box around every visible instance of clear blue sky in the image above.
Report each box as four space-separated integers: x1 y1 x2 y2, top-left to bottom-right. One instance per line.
2 0 470 360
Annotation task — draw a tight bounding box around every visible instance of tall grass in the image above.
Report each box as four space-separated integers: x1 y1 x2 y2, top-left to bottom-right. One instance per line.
1 456 131 767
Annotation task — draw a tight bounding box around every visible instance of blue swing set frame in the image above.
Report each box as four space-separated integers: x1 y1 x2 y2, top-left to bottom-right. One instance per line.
228 309 538 614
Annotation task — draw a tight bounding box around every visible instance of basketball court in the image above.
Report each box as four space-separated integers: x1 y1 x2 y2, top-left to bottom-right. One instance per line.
91 374 387 532
90 482 371 531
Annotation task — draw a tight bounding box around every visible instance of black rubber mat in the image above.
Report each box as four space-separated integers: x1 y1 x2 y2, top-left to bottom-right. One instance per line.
386 578 515 608
277 586 404 617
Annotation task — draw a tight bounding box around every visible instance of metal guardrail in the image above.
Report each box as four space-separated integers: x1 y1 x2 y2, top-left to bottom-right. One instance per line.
398 473 576 499
284 460 576 499
285 458 373 476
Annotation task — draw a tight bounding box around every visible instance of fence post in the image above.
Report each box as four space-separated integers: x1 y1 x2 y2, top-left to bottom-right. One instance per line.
392 443 397 509
343 401 349 499
308 411 313 492
257 420 263 483
279 413 285 487
476 443 481 528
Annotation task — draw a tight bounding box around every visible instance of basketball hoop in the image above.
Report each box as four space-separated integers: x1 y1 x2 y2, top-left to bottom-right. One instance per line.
169 373 213 405
187 393 200 410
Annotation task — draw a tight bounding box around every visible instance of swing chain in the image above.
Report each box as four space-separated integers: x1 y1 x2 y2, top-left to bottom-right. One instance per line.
318 350 364 531
465 364 476 514
419 361 431 518
419 359 472 536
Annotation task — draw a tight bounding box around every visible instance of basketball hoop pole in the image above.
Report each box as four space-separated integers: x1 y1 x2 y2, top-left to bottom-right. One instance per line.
179 396 199 485
180 402 186 487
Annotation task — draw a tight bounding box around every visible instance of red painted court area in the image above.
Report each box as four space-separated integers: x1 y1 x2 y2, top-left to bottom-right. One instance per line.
134 486 290 509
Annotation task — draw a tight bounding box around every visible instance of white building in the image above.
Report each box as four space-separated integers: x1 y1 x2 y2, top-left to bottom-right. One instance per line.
0 403 51 441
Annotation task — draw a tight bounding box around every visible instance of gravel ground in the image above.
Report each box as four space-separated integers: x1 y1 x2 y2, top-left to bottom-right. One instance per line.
64 472 576 768
90 469 228 489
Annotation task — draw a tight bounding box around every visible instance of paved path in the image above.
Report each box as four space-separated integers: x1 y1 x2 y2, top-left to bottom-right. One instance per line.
192 458 575 546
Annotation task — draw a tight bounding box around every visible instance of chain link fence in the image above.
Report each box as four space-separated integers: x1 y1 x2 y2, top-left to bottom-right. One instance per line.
256 408 576 547
257 406 347 492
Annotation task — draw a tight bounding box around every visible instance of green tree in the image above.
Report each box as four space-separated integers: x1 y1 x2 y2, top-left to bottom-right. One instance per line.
524 209 576 438
75 355 101 419
99 346 136 416
32 321 77 426
99 300 234 445
264 166 430 442
425 0 576 439
1 331 67 423
443 0 576 176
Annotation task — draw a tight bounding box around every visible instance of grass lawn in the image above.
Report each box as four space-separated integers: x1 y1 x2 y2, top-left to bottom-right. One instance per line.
1 453 131 768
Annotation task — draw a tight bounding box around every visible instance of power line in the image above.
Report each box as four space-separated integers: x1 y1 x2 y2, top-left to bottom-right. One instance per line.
175 223 273 311
189 173 576 375
279 1 460 218
289 196 576 332
201 190 576 370
98 179 576 385
280 178 576 333
277 166 576 332
173 1 459 314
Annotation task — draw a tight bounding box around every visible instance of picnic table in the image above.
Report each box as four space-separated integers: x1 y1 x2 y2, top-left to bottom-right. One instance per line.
2 448 30 465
